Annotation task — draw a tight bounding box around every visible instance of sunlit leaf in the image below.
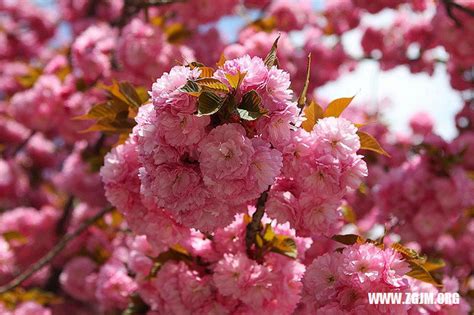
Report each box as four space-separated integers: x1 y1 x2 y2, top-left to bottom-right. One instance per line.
2 231 28 245
237 90 268 121
262 224 275 242
225 71 247 90
165 23 191 43
391 243 422 261
198 67 215 78
118 82 148 108
16 66 42 89
180 80 201 96
331 234 365 245
249 16 277 32
196 78 229 94
297 53 312 109
197 91 224 116
422 258 446 272
56 64 71 82
406 262 443 287
171 244 190 256
341 204 357 224
74 101 127 121
243 214 252 224
216 53 227 68
146 246 193 279
357 131 390 156
264 35 280 68
271 235 297 259
0 288 62 310
324 96 355 118
150 16 165 27
187 61 205 69
301 100 324 132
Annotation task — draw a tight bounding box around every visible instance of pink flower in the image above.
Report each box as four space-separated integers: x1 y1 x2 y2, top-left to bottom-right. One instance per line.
12 302 51 315
199 124 255 181
0 236 14 281
156 109 210 147
95 258 138 310
268 0 312 31
151 66 201 114
71 23 116 83
60 257 98 302
214 55 268 93
409 111 434 136
342 244 387 285
117 18 194 85
9 75 64 132
313 117 360 159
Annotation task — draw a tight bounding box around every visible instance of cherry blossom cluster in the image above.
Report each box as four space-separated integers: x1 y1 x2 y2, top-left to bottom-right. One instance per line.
299 242 470 314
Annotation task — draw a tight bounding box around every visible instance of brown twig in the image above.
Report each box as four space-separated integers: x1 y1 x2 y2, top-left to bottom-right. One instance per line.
0 206 114 294
245 189 270 258
442 0 474 27
8 130 36 158
55 196 75 236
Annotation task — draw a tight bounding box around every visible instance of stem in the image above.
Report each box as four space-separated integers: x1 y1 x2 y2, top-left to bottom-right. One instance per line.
9 130 36 158
55 196 75 239
0 206 114 294
245 189 269 258
442 0 474 27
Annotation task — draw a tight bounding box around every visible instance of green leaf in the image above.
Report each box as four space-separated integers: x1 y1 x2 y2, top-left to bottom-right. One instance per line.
196 78 229 94
301 100 324 132
324 96 355 118
197 91 224 116
180 80 201 96
297 53 312 109
357 131 390 157
237 90 268 121
264 35 280 68
331 234 365 245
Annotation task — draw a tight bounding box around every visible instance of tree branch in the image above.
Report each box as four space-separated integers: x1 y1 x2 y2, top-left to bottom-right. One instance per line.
245 188 269 258
8 130 36 158
442 0 474 27
0 206 114 294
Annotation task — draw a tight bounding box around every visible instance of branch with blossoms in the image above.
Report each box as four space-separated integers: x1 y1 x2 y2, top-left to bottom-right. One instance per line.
0 206 114 294
245 189 269 258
